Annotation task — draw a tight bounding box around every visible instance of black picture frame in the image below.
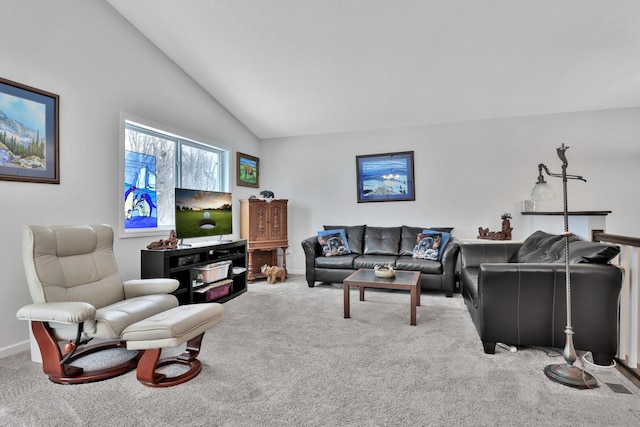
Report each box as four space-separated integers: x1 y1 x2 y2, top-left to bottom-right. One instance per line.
0 77 59 184
356 151 415 202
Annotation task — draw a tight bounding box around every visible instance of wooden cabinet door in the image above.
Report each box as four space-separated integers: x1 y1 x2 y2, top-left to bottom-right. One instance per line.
251 201 269 242
266 200 287 241
242 199 288 243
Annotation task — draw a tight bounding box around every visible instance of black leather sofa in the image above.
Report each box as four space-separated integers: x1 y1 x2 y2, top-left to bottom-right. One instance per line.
301 225 460 296
459 230 622 365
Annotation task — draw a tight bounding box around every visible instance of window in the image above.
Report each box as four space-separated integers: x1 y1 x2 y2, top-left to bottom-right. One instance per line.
119 114 229 237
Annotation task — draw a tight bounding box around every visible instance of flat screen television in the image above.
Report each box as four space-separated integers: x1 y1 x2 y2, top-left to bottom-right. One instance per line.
174 188 233 243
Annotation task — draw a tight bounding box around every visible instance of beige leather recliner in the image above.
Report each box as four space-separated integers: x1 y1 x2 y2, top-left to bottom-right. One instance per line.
16 224 180 384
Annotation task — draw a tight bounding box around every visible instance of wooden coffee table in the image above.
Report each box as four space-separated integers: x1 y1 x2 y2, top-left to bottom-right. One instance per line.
343 269 421 325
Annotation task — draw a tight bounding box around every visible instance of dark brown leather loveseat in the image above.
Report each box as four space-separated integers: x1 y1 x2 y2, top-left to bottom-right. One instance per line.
301 225 460 296
460 230 623 365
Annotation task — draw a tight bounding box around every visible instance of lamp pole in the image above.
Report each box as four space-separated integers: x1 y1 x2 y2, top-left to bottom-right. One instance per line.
537 144 596 389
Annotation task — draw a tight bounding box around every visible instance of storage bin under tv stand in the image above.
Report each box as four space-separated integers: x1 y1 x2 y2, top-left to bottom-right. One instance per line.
140 240 247 305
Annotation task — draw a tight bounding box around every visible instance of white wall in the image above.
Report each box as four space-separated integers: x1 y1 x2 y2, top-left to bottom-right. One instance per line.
261 107 640 276
0 0 260 357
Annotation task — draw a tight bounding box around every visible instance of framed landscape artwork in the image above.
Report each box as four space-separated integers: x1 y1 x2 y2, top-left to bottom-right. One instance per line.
237 152 259 188
0 77 59 184
356 151 415 202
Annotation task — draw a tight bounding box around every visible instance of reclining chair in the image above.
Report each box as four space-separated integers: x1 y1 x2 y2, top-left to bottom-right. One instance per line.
16 224 182 384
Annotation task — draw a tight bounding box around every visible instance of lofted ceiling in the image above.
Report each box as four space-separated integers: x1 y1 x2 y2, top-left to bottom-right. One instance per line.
106 0 640 140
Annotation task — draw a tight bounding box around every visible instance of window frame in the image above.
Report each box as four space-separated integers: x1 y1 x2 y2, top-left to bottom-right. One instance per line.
118 112 230 238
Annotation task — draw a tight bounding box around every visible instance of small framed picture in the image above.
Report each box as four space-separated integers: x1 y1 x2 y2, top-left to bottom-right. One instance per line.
237 152 259 188
0 77 59 184
522 199 535 212
356 151 415 202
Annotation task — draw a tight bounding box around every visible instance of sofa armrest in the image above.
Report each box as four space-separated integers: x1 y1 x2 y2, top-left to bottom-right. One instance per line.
478 263 623 293
16 302 96 324
123 278 180 299
460 241 522 269
301 235 322 285
479 262 623 285
441 237 461 292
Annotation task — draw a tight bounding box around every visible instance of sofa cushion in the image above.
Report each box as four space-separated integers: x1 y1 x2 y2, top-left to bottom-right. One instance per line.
395 256 443 274
324 225 365 255
364 226 401 255
566 240 620 264
400 226 423 255
317 229 351 256
516 230 567 263
315 253 360 269
353 254 399 270
517 230 620 264
400 225 454 256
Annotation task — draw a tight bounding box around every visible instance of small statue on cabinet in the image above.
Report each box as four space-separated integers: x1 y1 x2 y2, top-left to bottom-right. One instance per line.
146 230 178 250
478 213 513 240
260 190 275 198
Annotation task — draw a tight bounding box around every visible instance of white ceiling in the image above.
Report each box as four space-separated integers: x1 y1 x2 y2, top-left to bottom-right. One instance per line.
106 0 640 140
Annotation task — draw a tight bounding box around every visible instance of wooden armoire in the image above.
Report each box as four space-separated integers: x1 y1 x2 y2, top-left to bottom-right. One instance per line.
239 198 288 282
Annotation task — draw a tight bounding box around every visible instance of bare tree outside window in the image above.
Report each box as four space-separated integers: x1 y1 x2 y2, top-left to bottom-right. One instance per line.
180 144 219 191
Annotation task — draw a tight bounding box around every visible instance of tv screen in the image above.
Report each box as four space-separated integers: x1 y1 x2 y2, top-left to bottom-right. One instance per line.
174 188 232 240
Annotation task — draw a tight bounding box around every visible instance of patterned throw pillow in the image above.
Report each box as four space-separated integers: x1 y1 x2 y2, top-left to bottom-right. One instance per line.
419 229 452 261
317 229 351 256
412 232 442 260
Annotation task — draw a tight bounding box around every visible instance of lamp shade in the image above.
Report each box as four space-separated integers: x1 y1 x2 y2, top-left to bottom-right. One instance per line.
531 181 555 201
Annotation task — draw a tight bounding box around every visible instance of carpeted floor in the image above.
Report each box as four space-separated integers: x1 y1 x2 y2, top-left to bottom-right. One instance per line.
1 275 639 426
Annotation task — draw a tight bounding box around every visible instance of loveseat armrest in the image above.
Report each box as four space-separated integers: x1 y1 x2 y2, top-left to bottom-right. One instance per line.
441 237 461 294
460 241 522 269
16 302 96 324
123 278 180 299
479 263 623 294
301 236 322 287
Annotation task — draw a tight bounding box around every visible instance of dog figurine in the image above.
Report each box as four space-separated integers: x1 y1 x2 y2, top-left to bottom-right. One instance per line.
260 264 287 284
146 230 178 250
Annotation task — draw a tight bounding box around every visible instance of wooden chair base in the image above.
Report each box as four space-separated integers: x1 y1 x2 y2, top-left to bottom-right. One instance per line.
135 333 205 387
32 321 141 384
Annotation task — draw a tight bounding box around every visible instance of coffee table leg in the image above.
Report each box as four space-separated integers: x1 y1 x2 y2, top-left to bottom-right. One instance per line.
343 282 350 319
410 285 417 326
359 286 365 301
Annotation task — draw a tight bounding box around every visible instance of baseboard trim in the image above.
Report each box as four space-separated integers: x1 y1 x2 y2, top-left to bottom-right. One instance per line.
0 340 29 359
286 269 304 275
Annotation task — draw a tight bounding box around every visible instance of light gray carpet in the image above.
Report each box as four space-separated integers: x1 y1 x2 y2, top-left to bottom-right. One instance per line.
1 275 639 427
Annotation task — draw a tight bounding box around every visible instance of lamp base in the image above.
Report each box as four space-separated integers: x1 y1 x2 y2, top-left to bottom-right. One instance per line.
544 363 598 389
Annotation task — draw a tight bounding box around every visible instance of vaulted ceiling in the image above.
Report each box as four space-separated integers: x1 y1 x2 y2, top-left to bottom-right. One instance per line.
106 0 640 140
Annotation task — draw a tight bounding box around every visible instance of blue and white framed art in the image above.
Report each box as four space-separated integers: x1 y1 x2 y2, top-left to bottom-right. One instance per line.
356 151 415 203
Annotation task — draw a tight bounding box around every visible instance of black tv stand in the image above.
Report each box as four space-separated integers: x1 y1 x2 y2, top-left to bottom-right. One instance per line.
177 239 192 248
140 240 247 305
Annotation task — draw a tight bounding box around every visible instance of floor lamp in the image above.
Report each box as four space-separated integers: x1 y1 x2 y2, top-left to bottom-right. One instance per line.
530 143 597 389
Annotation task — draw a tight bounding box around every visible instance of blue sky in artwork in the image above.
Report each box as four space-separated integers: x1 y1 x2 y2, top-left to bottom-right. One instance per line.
0 92 46 135
361 158 407 179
